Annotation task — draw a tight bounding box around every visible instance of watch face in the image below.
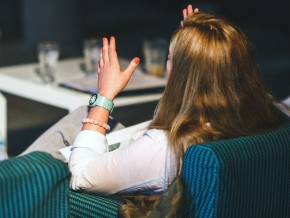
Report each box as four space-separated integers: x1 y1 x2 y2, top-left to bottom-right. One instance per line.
89 94 98 105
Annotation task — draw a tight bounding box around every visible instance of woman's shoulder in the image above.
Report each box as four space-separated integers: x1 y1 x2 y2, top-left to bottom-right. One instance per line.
145 128 167 135
143 129 168 144
119 128 169 157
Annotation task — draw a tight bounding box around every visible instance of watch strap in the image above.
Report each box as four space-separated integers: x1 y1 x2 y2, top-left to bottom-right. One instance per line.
90 94 114 113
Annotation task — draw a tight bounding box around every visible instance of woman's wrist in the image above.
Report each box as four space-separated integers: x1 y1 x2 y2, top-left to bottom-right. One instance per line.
98 90 116 101
89 93 114 114
82 106 110 135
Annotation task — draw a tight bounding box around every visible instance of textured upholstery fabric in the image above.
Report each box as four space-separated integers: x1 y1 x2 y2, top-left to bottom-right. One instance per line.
1 122 289 217
182 122 290 218
0 151 70 218
182 146 220 217
69 191 122 218
0 151 122 218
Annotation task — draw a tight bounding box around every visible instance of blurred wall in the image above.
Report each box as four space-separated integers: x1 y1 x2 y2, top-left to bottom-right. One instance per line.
0 0 289 98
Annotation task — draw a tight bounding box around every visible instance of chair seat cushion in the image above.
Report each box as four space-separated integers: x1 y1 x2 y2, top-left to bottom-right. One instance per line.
69 190 122 218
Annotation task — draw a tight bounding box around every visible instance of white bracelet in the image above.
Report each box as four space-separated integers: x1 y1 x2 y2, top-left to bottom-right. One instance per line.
82 118 110 131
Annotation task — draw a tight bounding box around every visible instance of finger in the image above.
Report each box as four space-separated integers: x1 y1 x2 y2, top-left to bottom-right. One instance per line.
183 9 187 19
102 37 109 62
109 36 117 61
97 65 100 74
99 47 104 67
109 36 116 50
123 57 140 78
194 8 199 13
187 4 193 14
180 20 184 27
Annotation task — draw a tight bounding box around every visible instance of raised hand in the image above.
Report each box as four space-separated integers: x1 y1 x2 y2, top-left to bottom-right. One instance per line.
97 36 140 101
180 4 199 27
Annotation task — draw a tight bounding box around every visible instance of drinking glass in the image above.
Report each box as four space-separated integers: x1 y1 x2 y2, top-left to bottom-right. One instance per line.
83 38 102 76
143 38 168 77
37 41 60 83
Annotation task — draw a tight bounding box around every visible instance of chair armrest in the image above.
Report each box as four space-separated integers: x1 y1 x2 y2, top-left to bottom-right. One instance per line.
0 152 70 218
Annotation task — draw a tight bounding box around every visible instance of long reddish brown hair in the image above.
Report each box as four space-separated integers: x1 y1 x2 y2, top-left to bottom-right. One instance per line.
150 12 287 157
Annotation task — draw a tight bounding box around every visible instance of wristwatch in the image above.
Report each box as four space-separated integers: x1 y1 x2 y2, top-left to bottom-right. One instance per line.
89 93 114 113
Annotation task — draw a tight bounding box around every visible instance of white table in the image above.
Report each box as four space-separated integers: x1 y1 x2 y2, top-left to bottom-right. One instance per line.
0 93 7 145
0 58 163 112
0 58 163 146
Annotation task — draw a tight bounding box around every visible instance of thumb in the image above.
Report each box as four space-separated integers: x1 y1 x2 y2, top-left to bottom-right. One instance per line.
123 57 140 77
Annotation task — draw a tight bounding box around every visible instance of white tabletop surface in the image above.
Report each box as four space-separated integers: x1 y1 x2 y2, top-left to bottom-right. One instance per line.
0 58 163 112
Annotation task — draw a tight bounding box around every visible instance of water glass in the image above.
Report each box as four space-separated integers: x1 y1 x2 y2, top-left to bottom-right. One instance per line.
83 38 102 75
37 41 60 83
143 38 168 77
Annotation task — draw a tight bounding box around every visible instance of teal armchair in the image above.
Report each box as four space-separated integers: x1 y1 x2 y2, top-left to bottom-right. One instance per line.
182 122 290 217
1 122 289 218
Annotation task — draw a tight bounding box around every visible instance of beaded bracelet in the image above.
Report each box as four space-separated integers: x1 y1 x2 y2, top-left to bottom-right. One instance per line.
82 118 110 131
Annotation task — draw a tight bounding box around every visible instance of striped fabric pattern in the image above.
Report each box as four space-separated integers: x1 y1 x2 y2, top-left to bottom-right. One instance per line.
182 146 220 218
182 122 290 218
212 123 290 218
0 151 70 218
69 191 122 218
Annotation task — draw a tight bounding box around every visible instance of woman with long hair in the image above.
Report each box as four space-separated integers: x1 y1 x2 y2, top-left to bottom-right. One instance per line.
150 10 287 158
68 5 288 195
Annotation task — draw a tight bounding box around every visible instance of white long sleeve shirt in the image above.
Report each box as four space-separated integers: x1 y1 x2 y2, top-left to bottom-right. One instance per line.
69 128 179 195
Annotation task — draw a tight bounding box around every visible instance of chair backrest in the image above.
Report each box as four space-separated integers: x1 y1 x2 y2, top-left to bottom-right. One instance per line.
182 122 290 218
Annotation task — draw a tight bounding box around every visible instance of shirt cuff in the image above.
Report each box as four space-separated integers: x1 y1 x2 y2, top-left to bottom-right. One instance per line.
71 130 108 154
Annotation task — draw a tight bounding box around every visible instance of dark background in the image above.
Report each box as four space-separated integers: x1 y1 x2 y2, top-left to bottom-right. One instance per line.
0 0 289 99
0 0 289 155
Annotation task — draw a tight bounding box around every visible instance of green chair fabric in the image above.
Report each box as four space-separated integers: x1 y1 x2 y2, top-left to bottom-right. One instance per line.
0 151 122 218
182 145 219 217
69 191 122 218
0 151 70 218
1 122 289 218
182 122 290 218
